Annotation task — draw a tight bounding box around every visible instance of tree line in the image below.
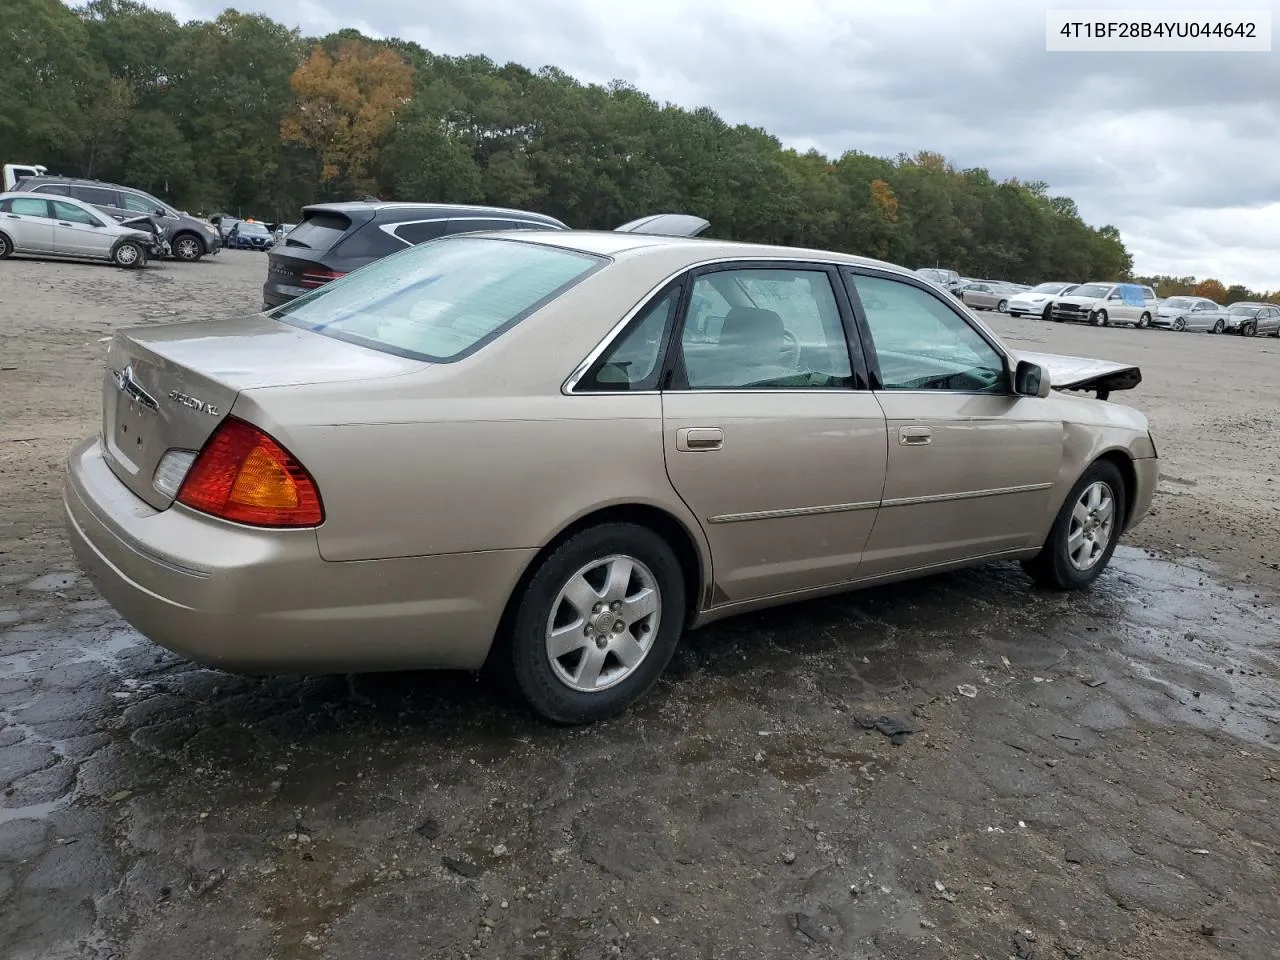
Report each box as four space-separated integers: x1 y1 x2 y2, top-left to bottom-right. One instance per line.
3 0 1274 300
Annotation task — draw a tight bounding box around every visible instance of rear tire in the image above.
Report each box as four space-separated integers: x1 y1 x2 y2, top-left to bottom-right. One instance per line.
1023 460 1127 590
1042 305 1053 321
0 232 12 259
501 523 687 724
997 299 1008 313
111 240 146 269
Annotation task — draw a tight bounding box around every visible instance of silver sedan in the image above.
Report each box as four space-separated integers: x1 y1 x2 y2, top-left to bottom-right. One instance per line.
1152 296 1230 333
0 192 153 268
957 281 1013 312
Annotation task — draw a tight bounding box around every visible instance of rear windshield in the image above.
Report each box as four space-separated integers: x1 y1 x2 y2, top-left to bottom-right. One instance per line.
274 237 605 362
285 212 352 251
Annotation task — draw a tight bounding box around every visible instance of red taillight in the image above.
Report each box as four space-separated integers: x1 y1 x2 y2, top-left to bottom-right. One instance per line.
176 418 324 527
300 269 346 288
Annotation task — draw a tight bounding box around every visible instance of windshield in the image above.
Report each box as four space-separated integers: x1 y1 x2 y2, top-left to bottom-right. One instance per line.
1163 297 1196 309
1071 283 1111 299
1031 282 1069 293
275 236 604 362
1228 303 1262 315
239 222 270 236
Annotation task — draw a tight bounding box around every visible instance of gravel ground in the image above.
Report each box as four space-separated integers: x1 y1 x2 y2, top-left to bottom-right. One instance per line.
1 251 1278 960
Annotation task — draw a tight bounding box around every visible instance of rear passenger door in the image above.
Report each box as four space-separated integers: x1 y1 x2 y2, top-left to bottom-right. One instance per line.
658 262 889 603
69 184 127 221
2 197 56 252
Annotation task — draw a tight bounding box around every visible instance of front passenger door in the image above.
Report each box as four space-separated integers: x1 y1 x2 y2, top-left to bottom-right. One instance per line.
845 270 1062 575
51 200 112 258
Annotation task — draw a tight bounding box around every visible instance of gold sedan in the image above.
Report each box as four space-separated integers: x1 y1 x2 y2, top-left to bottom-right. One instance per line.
64 230 1159 723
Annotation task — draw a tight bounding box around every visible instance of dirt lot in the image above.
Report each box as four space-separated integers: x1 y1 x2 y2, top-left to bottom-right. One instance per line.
1 252 1278 960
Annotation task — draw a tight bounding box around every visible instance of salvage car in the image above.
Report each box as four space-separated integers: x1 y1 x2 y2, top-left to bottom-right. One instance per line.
956 280 1013 312
64 231 1158 724
1224 301 1280 337
1048 282 1158 327
0 192 158 267
1007 282 1079 319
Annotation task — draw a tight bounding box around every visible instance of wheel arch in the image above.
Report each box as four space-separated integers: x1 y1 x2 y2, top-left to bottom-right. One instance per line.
1091 449 1139 532
485 503 709 671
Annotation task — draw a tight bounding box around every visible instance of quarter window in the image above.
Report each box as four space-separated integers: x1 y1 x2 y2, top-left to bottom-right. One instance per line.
33 183 70 196
848 273 1006 393
676 268 854 390
576 287 681 392
52 200 100 226
391 220 447 246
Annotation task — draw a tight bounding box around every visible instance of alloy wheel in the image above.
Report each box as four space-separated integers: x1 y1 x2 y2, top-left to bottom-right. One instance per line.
1067 481 1115 571
545 554 661 693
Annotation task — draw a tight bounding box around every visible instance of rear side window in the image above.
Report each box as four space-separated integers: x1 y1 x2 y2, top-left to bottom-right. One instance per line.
276 236 605 362
70 185 121 207
391 220 447 246
33 183 70 196
284 212 352 251
336 223 407 259
8 197 50 217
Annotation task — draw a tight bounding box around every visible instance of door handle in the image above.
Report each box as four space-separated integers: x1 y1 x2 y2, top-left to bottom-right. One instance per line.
57 221 72 226
3 214 17 219
898 426 932 445
676 427 723 451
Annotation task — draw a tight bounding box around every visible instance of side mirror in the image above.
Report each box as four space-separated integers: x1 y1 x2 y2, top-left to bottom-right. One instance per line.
1014 360 1051 398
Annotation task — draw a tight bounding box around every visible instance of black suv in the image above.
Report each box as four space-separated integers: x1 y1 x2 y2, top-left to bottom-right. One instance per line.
12 176 221 262
263 202 570 307
263 203 711 308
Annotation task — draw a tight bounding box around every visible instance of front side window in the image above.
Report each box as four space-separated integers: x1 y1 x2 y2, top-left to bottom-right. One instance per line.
848 273 1006 393
52 200 101 226
121 192 160 214
576 287 681 392
9 197 50 218
276 236 604 362
676 268 854 390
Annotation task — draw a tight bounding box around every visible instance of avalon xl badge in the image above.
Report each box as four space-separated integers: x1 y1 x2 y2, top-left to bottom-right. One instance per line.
168 390 220 416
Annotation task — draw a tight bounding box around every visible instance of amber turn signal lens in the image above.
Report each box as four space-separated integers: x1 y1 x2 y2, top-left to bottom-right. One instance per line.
176 417 323 527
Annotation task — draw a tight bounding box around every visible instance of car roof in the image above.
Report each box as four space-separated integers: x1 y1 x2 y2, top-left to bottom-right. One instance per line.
306 201 566 224
505 230 905 272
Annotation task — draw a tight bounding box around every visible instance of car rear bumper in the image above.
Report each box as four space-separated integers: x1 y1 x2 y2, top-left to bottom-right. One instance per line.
262 280 305 308
64 436 533 673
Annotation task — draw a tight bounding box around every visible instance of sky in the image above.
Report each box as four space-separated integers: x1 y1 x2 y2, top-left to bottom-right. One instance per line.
144 0 1280 289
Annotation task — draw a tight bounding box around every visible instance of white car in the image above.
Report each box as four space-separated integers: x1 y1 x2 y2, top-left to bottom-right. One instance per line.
0 191 154 267
1008 282 1080 319
1047 282 1158 328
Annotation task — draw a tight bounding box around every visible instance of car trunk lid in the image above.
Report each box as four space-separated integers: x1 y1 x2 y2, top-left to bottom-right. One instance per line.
101 315 423 509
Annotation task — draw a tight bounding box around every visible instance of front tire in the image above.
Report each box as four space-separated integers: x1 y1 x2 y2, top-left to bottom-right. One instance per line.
173 233 204 262
1092 309 1109 327
502 523 687 724
111 240 146 269
0 232 12 259
1138 312 1151 329
1172 317 1186 332
997 299 1008 313
1242 322 1257 337
1212 319 1225 334
1023 460 1126 590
